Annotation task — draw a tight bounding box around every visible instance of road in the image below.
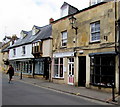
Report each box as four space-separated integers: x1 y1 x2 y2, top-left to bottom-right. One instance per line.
2 74 112 105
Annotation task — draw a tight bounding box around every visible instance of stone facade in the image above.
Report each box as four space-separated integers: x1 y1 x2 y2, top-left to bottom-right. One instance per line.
51 1 120 93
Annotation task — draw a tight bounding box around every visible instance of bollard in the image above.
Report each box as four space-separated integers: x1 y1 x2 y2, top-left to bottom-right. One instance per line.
112 80 115 102
20 71 22 80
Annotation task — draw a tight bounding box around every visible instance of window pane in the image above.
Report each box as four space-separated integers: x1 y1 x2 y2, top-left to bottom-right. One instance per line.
95 22 100 31
90 55 115 87
91 24 95 32
96 33 100 40
61 31 67 46
62 33 67 39
91 21 100 42
54 65 58 77
60 58 63 64
54 58 58 64
60 65 63 77
72 64 74 75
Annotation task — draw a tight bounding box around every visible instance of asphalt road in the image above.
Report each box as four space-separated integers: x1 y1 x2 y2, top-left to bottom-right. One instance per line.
2 74 112 106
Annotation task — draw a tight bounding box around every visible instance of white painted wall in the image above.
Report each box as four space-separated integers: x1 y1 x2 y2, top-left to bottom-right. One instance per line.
9 44 34 60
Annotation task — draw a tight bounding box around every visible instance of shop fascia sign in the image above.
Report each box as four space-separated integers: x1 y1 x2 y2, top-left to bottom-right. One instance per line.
53 52 74 58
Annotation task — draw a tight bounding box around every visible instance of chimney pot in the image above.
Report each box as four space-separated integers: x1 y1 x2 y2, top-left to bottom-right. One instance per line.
49 18 54 24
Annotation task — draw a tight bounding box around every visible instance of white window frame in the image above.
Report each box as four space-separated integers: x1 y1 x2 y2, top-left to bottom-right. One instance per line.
90 21 100 42
61 31 67 47
53 58 64 78
91 0 103 6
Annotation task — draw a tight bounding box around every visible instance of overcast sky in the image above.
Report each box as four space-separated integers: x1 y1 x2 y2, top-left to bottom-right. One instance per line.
0 0 89 42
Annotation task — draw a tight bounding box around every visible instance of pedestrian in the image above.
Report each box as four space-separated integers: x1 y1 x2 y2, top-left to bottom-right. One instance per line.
6 65 14 83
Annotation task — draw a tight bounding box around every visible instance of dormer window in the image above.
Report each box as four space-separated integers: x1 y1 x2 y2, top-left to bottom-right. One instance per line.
20 30 28 39
32 25 40 35
61 5 68 17
60 2 78 18
90 0 103 6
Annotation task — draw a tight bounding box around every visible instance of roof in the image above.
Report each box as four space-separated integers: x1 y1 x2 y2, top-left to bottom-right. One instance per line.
9 24 52 48
61 2 78 11
33 24 52 43
33 25 41 30
1 44 10 52
52 2 107 24
3 36 11 40
21 30 29 35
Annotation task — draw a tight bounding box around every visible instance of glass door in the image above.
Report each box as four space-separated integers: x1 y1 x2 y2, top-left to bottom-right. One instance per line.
68 58 74 85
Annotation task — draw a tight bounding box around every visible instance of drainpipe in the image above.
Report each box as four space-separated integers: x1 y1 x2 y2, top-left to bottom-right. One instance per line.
115 0 120 95
118 19 120 95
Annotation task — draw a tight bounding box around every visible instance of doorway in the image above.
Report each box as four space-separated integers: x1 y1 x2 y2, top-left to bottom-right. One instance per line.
68 58 74 85
78 56 86 87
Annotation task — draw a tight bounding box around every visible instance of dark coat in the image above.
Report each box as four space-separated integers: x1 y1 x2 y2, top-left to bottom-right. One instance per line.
7 66 14 76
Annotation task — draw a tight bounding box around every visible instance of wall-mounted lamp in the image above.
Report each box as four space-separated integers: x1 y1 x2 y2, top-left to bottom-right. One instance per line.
69 15 78 35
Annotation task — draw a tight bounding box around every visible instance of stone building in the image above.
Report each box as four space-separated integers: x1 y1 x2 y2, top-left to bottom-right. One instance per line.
51 1 120 93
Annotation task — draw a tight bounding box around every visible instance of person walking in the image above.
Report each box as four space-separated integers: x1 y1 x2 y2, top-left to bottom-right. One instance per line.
6 65 14 83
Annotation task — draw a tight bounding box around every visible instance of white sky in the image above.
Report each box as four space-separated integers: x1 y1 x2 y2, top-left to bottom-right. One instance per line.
0 0 89 42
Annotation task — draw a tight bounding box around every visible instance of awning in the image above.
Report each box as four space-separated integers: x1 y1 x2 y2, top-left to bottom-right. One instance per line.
89 51 117 57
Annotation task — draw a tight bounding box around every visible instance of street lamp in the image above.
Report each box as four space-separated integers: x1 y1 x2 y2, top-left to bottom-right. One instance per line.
69 15 78 35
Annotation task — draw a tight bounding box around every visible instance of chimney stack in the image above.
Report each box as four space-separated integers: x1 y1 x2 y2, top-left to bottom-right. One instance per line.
49 18 54 24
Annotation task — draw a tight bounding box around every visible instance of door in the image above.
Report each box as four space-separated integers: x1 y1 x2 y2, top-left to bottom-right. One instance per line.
68 58 74 85
78 56 86 87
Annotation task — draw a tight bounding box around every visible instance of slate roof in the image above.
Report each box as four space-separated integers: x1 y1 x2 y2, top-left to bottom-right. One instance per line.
21 30 29 35
33 24 52 43
9 24 52 49
3 36 11 41
1 45 10 52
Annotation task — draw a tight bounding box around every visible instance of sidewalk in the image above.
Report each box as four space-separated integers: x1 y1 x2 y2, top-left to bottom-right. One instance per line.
12 74 120 106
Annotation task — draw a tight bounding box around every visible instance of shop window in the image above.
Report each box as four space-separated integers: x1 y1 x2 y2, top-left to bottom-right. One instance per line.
35 61 44 75
54 58 63 78
90 55 115 87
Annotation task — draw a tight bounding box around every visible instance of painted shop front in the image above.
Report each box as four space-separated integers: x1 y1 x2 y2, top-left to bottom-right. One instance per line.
33 57 51 79
52 51 76 85
10 59 33 75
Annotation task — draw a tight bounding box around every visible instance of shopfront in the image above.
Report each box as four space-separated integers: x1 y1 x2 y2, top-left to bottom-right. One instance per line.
33 57 50 79
10 59 33 74
52 52 75 85
89 52 116 88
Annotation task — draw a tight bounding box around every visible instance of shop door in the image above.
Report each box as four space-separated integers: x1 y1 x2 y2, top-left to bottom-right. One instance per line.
68 58 74 85
78 56 86 87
